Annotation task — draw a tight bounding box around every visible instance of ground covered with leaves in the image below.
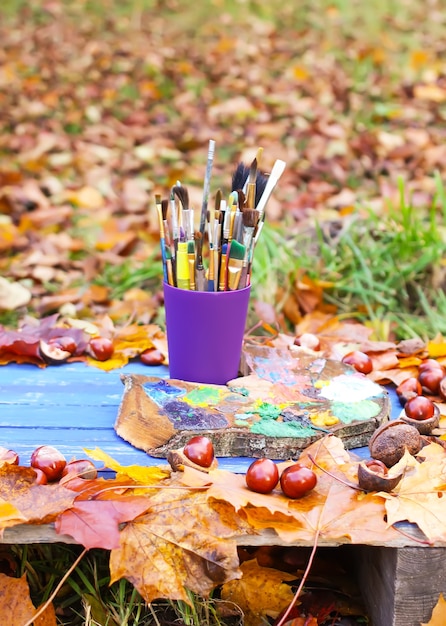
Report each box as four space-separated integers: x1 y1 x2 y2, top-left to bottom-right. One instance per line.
3 1 446 625
2 0 446 339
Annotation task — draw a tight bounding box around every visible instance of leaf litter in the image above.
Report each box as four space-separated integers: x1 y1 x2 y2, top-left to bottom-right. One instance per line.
2 0 446 623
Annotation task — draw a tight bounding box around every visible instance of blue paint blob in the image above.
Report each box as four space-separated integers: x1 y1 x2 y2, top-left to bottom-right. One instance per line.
162 400 229 430
142 380 185 407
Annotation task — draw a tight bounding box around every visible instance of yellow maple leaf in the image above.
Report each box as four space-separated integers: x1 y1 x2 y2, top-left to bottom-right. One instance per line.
84 448 169 484
427 338 446 358
422 593 446 625
0 498 27 529
221 559 296 626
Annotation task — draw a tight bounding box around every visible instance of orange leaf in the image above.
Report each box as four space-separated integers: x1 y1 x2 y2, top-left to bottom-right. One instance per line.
110 485 248 603
0 464 76 524
381 445 446 542
55 497 151 549
34 602 57 626
422 593 446 625
0 573 38 626
181 437 401 545
221 559 296 625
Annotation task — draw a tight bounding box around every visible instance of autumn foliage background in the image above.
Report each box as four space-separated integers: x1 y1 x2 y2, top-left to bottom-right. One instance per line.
3 1 446 625
2 0 446 339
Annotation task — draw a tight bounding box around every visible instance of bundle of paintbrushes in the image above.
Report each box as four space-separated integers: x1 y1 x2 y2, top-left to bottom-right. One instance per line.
155 141 286 291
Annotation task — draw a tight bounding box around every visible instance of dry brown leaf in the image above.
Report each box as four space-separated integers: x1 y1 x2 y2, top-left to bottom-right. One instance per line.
110 486 249 603
221 559 296 626
381 445 446 542
0 573 38 626
0 277 31 310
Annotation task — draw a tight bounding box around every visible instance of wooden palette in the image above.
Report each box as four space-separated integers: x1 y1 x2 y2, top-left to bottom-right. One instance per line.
114 346 390 459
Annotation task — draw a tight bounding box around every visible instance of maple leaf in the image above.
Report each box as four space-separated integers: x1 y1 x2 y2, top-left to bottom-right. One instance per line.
33 602 58 626
85 322 166 370
380 443 446 542
84 447 170 484
180 436 401 545
55 497 152 549
0 464 76 524
422 593 446 626
110 484 250 603
0 573 56 626
221 559 296 626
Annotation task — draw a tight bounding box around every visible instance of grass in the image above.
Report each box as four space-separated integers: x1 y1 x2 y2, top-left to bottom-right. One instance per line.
9 543 241 626
246 172 446 341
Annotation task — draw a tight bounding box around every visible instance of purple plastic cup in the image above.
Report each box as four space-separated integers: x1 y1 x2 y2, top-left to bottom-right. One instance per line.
163 282 251 385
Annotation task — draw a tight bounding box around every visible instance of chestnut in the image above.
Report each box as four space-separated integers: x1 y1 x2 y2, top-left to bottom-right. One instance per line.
395 377 422 406
341 351 373 374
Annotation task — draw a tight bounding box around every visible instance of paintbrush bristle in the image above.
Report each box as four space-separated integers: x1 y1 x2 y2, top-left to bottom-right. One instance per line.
242 208 259 229
232 163 250 192
194 231 203 260
231 162 268 206
172 184 189 210
161 199 169 220
254 171 268 206
228 240 245 260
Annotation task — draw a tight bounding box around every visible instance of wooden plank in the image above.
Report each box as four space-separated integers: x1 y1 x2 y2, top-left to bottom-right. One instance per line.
356 546 446 626
0 362 260 472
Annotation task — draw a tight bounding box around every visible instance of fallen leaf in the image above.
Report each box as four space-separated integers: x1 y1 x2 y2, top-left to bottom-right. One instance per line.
0 277 31 310
55 497 152 549
381 445 446 542
84 448 169 484
0 573 39 625
221 559 296 626
422 593 446 625
110 486 248 603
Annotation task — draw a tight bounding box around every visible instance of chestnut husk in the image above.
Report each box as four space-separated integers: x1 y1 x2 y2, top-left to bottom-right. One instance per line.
369 420 423 467
399 403 440 435
357 460 403 492
39 339 71 364
167 447 218 473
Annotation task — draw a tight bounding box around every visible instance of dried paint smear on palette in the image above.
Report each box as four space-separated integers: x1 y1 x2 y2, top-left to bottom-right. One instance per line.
115 350 390 458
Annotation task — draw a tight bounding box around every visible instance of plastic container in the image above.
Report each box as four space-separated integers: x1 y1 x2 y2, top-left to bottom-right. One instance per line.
163 282 251 385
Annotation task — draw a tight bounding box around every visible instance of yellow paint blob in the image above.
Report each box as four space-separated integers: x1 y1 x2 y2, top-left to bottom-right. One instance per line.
311 410 339 427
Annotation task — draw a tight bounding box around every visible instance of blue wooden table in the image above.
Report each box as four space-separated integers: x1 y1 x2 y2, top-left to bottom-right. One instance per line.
1 362 438 626
0 361 401 475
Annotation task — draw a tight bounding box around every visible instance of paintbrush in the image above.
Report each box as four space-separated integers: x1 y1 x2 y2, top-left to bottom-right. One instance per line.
219 198 234 291
246 212 265 286
238 208 260 289
173 183 189 242
176 241 190 290
225 240 246 291
187 240 196 290
165 247 175 286
170 186 179 251
245 157 258 209
231 161 268 206
161 198 171 249
255 159 286 220
199 139 216 236
194 231 206 291
155 194 168 283
206 204 216 291
231 162 250 193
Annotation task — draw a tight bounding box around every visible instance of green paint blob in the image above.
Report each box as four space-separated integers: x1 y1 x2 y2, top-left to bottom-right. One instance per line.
331 400 380 424
251 420 315 438
184 387 222 406
256 402 282 419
